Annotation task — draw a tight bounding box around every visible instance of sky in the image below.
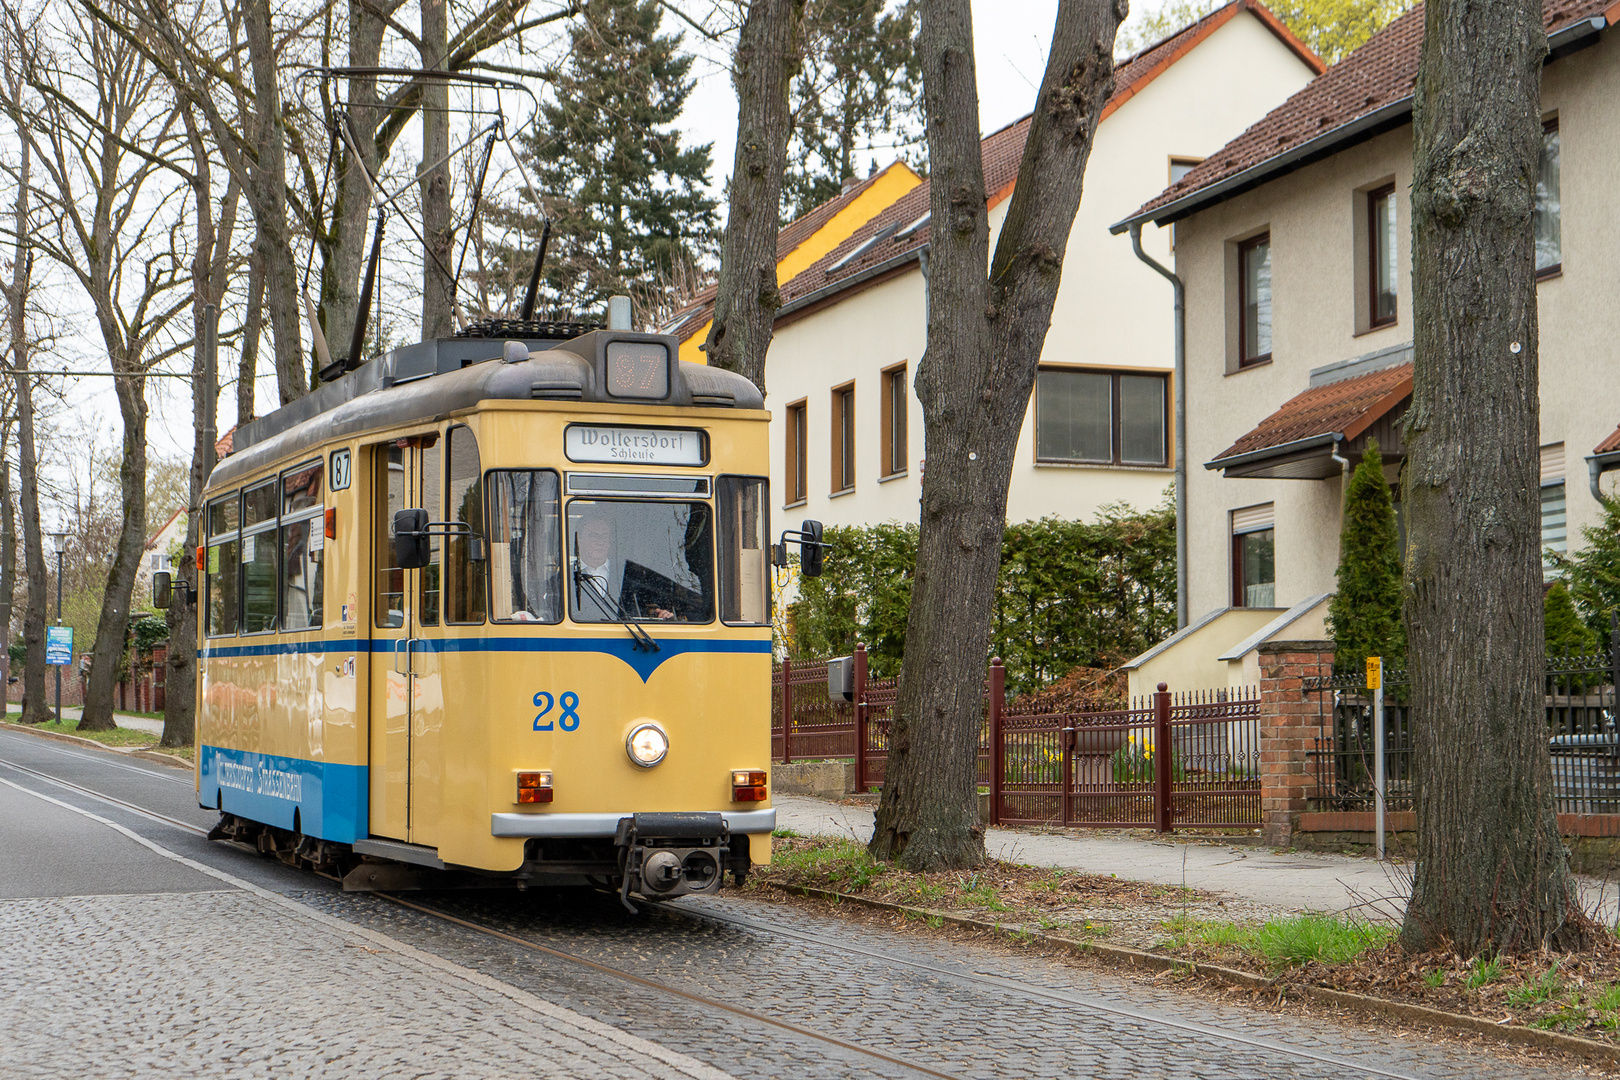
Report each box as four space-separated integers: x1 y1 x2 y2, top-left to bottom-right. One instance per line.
45 0 1167 529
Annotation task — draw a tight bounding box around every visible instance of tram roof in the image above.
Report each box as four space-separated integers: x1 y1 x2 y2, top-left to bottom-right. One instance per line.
210 330 764 490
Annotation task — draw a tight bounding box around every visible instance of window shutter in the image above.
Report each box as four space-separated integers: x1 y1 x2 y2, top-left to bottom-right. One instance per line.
1540 443 1565 486
1231 503 1275 535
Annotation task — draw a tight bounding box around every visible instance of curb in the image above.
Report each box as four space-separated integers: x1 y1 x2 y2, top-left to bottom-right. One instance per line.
767 882 1620 1066
1 721 192 770
131 749 194 770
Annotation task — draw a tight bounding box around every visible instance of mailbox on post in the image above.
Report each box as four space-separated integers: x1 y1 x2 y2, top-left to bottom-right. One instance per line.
828 656 854 701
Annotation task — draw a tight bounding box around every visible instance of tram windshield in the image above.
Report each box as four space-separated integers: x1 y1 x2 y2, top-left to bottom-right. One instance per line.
568 500 714 623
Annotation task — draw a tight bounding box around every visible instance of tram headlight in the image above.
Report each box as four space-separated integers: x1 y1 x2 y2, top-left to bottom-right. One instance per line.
626 723 669 768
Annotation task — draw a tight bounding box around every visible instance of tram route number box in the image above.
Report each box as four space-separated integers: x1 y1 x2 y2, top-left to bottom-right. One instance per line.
45 626 73 666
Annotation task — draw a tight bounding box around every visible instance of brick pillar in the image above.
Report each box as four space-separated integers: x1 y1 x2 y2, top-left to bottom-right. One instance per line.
1258 639 1334 848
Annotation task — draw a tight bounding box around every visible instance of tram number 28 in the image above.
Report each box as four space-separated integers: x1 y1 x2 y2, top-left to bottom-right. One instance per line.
534 692 581 731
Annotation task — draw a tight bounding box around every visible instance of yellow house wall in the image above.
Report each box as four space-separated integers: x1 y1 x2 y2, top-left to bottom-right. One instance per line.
676 161 923 368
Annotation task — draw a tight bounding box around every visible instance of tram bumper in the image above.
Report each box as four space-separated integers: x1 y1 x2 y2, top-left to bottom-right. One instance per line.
614 812 728 903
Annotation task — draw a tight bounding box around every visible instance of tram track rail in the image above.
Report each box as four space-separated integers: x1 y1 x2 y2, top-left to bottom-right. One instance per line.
0 736 1441 1080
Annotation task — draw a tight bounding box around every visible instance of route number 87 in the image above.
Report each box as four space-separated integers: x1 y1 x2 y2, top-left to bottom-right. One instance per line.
534 691 581 731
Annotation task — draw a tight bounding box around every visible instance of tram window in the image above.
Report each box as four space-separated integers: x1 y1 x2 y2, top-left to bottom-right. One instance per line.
718 477 769 626
567 499 714 624
205 493 240 637
279 460 323 631
374 446 407 628
444 426 486 624
241 480 279 634
419 441 441 627
487 470 563 624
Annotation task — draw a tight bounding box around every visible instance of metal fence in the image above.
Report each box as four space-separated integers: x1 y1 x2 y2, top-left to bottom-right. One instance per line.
1307 652 1620 817
773 647 1261 830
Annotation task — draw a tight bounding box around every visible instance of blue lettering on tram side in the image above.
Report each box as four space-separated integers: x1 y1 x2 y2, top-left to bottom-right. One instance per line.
199 745 367 843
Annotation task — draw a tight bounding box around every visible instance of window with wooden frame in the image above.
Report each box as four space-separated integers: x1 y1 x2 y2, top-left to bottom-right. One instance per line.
785 400 807 505
880 363 907 478
1239 233 1272 367
1367 184 1397 328
1231 504 1275 608
1535 118 1561 277
1035 368 1168 467
831 382 855 493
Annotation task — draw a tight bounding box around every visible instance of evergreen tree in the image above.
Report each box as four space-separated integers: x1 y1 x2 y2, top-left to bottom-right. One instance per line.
507 0 718 313
1550 495 1620 650
1327 439 1405 672
783 0 923 218
1544 580 1597 659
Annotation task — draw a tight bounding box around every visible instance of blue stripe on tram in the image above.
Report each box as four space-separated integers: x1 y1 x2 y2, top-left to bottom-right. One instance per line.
198 636 771 681
199 746 367 843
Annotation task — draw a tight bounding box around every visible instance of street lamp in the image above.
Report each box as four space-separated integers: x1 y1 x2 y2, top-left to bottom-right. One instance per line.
47 531 70 723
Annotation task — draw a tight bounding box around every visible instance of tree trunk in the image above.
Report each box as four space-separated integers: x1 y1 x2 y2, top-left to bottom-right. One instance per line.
5 135 49 727
245 0 306 404
79 370 147 732
1401 0 1590 954
320 14 386 366
163 113 237 750
869 0 1123 870
702 0 803 391
419 0 456 339
239 253 264 428
0 421 14 701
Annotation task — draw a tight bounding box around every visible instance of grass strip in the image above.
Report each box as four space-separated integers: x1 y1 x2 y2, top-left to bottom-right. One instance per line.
2 718 159 749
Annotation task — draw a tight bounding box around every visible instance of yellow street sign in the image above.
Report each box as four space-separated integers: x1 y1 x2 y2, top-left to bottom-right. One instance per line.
1366 655 1382 690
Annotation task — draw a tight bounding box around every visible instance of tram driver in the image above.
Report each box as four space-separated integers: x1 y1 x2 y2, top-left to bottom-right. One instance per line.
569 504 712 624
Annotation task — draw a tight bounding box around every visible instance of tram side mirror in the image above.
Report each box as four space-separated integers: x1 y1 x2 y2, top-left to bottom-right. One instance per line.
800 519 825 578
393 508 431 569
152 571 173 610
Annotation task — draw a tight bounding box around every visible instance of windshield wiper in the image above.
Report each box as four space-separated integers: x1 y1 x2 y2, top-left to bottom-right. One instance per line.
573 565 659 652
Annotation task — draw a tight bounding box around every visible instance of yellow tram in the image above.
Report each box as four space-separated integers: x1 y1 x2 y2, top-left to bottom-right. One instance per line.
169 324 808 903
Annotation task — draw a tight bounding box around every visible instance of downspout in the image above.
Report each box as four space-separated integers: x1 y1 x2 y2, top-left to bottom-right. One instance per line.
1129 223 1187 629
1332 437 1349 474
1591 457 1608 503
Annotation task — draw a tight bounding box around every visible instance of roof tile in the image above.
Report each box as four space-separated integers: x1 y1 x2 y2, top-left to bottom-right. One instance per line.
1212 361 1412 462
1134 0 1612 221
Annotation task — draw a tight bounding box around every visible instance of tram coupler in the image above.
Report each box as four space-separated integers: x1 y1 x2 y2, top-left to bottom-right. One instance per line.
614 812 729 912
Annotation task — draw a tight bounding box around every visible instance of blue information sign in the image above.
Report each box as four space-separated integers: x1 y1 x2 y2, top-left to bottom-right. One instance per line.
45 626 73 666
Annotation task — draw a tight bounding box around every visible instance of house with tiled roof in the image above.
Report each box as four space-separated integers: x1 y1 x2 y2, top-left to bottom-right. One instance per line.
678 0 1323 532
1113 0 1620 693
665 160 923 365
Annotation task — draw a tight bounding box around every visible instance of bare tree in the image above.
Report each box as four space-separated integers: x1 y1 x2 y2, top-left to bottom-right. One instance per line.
0 20 51 726
701 0 803 390
7 4 192 732
1401 0 1591 953
868 0 1126 870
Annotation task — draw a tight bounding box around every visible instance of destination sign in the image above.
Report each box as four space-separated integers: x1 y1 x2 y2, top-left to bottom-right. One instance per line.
564 425 707 467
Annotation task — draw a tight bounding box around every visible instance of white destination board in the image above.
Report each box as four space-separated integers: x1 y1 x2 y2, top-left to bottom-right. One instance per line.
565 425 705 466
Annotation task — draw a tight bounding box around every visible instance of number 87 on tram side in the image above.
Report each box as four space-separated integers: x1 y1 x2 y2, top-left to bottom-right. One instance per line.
155 316 827 906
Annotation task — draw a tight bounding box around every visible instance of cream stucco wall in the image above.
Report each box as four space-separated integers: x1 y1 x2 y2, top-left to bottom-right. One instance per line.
1170 30 1620 619
762 11 1319 530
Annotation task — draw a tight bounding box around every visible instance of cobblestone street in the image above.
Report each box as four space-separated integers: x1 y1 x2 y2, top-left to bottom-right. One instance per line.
0 728 1609 1079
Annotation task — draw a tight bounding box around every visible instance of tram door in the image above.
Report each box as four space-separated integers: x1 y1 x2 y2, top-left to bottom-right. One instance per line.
367 437 444 847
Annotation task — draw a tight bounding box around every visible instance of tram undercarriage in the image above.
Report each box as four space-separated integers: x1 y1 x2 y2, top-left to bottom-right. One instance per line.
206 811 751 905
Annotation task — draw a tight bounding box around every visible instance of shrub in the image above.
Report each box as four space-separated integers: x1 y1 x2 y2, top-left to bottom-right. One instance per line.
785 492 1176 695
1328 439 1404 672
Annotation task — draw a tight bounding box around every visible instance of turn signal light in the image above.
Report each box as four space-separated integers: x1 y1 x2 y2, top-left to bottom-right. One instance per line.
325 507 337 539
732 769 767 802
516 771 553 804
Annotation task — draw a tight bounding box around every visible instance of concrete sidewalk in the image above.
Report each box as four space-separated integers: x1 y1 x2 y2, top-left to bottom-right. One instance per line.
774 793 1620 922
